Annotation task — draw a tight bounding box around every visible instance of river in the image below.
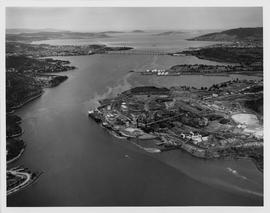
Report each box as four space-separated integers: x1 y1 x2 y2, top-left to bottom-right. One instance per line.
8 34 263 206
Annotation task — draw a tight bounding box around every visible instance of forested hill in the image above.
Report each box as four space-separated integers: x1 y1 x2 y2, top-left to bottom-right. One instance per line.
188 27 262 42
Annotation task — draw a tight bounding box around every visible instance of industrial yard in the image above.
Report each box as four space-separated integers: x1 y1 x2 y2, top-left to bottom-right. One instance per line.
89 79 263 171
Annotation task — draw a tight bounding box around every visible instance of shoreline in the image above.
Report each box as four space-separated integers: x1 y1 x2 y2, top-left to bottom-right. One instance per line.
11 91 44 110
6 59 74 196
7 148 25 165
90 115 263 173
139 71 263 77
7 129 24 139
7 170 43 196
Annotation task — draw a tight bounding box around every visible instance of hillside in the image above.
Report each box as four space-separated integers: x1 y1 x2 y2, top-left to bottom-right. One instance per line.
181 47 263 65
188 27 263 42
6 72 42 109
6 55 75 73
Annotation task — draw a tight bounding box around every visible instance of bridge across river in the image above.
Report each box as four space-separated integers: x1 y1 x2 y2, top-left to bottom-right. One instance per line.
102 50 172 56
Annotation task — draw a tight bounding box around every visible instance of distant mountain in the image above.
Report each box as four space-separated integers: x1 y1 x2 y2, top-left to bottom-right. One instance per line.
6 31 110 42
188 27 263 42
6 28 64 34
132 30 145 33
153 31 185 36
102 31 124 34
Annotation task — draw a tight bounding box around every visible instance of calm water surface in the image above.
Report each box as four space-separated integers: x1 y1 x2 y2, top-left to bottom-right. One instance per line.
32 31 224 52
8 40 263 206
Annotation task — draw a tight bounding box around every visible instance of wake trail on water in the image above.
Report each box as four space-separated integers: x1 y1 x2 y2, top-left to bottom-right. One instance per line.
208 177 263 197
226 167 262 186
173 166 263 197
226 167 248 180
149 151 263 200
159 161 263 198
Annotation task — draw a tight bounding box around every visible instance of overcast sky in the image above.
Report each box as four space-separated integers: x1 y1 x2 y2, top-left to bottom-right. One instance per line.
6 7 262 31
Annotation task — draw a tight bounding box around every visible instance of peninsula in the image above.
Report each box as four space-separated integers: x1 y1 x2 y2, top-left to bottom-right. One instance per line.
6 42 133 57
89 80 263 172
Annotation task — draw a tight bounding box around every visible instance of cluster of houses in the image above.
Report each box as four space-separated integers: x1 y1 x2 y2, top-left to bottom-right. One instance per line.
144 69 169 76
180 132 209 144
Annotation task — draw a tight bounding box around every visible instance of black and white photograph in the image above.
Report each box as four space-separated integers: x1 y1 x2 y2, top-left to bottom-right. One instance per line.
0 0 268 211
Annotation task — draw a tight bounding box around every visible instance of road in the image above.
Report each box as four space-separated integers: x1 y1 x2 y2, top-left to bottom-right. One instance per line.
7 170 31 196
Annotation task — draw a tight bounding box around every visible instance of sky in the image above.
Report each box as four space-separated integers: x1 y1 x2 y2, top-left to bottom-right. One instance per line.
6 7 263 32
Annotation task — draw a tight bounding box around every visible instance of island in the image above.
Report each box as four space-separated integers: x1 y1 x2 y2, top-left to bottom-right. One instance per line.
89 80 263 172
